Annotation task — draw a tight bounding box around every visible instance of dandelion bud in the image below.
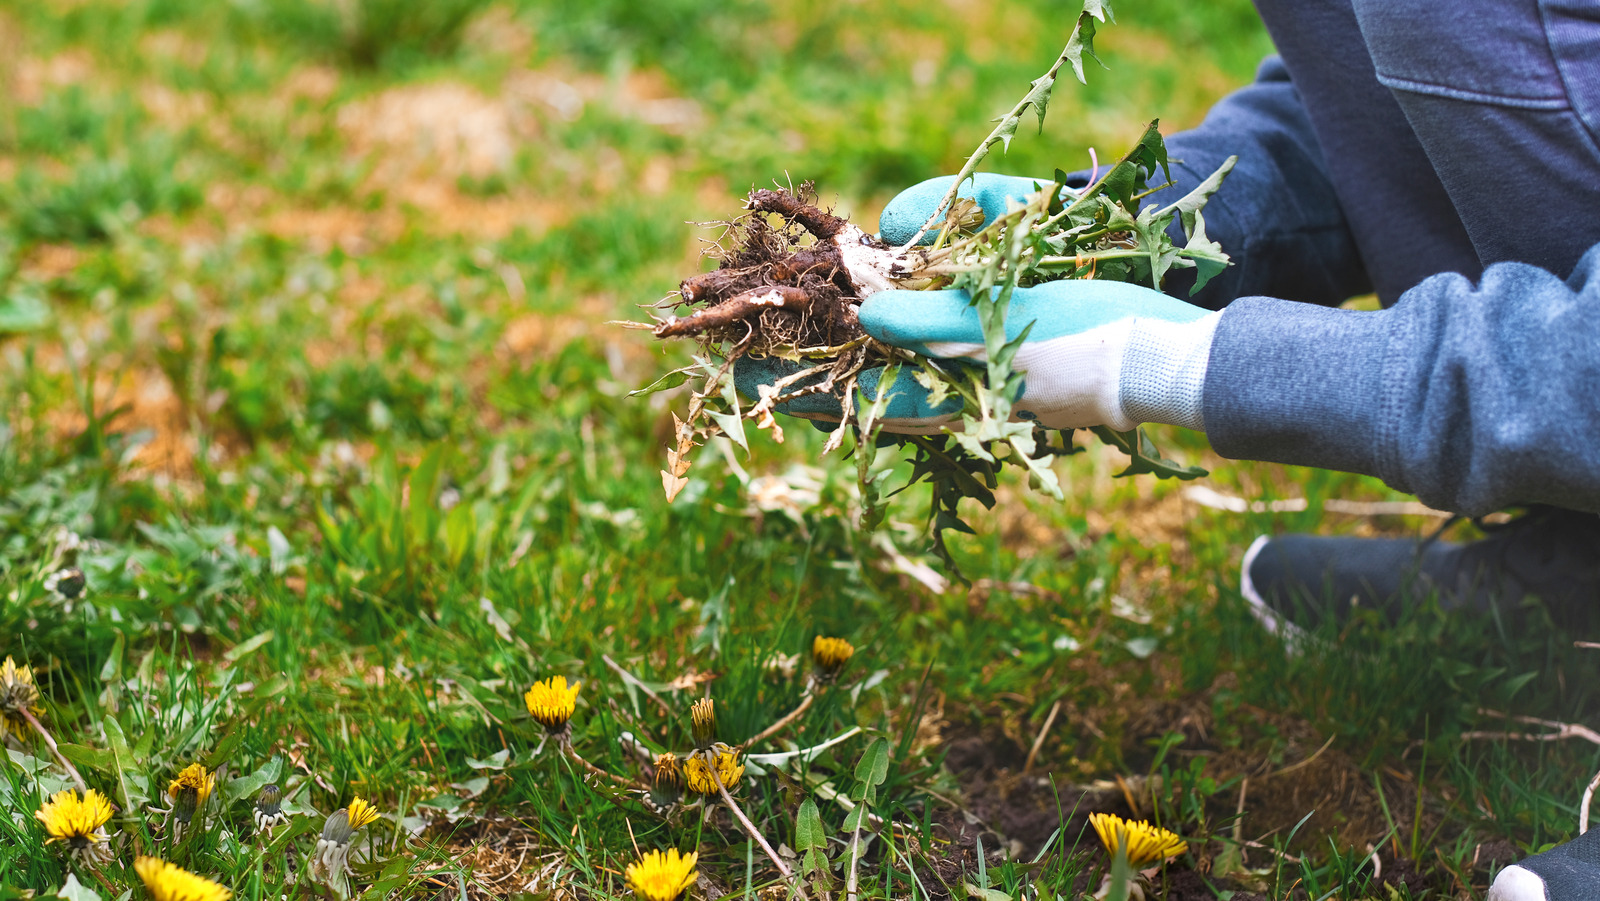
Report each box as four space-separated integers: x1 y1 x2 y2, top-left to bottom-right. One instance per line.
167 763 215 827
253 784 288 836
811 636 855 680
689 698 716 749
653 753 682 790
0 656 42 744
44 567 87 600
320 809 353 846
649 753 683 808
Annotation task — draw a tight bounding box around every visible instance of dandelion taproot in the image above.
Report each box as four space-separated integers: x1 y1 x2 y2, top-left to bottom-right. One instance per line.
1089 812 1187 866
684 746 743 795
524 676 581 732
135 856 232 901
0 656 42 742
812 636 854 679
36 788 115 868
627 849 698 901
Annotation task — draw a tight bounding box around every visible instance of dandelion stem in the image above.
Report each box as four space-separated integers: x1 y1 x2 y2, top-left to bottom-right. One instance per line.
712 769 809 901
89 868 119 898
19 707 87 792
740 690 814 752
562 741 641 789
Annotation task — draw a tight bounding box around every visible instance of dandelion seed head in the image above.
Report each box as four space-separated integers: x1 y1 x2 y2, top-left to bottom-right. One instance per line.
135 856 232 901
1089 812 1187 866
524 675 581 731
626 849 698 901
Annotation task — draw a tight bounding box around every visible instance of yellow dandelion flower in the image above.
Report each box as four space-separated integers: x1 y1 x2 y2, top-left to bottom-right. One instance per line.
683 747 744 795
1089 812 1187 866
690 697 716 748
168 763 215 824
135 856 232 901
627 849 698 901
524 675 581 731
0 655 42 741
346 795 380 831
812 636 855 677
36 788 114 843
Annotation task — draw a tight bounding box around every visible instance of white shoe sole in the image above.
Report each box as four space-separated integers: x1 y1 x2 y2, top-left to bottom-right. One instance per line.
1240 534 1312 653
1486 864 1546 901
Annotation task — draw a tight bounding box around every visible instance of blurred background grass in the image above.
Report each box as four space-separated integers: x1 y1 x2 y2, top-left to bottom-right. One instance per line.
1 1 1595 898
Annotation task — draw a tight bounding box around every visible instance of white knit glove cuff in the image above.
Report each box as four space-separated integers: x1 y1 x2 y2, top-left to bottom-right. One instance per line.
1118 311 1222 431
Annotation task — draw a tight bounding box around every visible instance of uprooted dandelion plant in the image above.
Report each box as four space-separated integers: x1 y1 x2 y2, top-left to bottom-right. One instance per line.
636 1 1235 568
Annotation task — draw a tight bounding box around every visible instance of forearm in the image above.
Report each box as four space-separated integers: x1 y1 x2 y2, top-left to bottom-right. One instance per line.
1077 57 1372 309
1202 245 1600 515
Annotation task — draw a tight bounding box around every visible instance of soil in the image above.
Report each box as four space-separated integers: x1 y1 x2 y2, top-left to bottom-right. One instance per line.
920 675 1518 899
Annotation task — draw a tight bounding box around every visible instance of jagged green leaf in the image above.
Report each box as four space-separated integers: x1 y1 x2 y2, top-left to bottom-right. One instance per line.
1158 154 1238 238
1063 10 1108 85
1091 426 1208 479
796 799 828 851
1181 210 1231 295
627 366 695 398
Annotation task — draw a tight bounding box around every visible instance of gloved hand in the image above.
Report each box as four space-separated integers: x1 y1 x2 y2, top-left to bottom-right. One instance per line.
732 174 1224 434
878 172 1068 246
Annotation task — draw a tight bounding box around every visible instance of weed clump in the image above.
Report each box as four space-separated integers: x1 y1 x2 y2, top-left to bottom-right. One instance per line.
640 5 1234 566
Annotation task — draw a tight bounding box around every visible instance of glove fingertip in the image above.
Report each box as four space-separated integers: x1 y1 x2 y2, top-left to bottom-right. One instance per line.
878 177 958 246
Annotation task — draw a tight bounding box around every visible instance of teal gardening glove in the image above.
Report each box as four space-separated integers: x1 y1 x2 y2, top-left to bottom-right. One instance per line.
735 174 1224 433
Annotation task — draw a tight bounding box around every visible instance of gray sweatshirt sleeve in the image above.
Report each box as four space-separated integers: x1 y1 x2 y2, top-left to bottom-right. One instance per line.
1203 244 1600 516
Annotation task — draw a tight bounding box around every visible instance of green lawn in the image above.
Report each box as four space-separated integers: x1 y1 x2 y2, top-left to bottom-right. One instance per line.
3 1 1598 898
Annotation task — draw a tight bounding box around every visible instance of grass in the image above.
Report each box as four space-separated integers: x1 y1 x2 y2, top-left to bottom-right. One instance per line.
2 0 1598 898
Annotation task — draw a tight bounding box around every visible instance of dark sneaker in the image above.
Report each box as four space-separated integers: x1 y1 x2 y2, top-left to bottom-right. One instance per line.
1240 506 1600 635
1489 827 1600 900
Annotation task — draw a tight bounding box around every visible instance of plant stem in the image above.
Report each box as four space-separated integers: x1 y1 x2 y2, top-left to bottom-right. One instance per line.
561 740 640 789
1107 846 1133 901
20 707 87 792
897 14 1102 251
741 691 814 751
713 770 808 901
845 817 864 901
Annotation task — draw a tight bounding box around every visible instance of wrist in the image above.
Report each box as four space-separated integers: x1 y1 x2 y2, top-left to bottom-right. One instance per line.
1118 311 1223 430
